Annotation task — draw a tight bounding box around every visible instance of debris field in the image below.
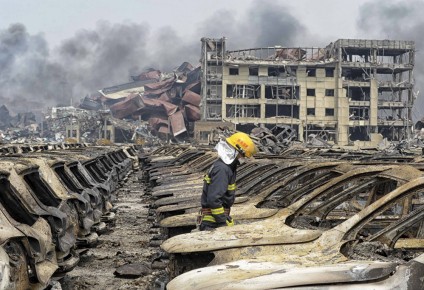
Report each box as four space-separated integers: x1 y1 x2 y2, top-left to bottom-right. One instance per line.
0 140 424 289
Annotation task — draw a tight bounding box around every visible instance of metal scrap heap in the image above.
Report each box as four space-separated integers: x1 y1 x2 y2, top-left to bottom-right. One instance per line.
83 62 202 142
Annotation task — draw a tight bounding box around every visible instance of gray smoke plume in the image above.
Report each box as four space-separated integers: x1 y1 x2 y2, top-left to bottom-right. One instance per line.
0 23 66 113
195 0 306 49
246 0 306 47
148 26 199 70
0 1 307 114
56 21 150 101
357 0 424 121
0 21 200 114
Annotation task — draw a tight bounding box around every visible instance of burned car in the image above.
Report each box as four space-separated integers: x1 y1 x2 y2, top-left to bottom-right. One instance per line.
0 171 58 288
167 252 424 290
18 155 100 246
161 165 423 270
165 172 424 289
158 160 346 230
0 160 79 273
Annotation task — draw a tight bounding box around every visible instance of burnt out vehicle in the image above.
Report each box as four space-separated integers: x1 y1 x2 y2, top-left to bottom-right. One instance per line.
142 145 196 171
157 160 346 231
165 174 424 289
41 150 119 216
18 155 100 246
104 147 133 181
49 159 107 233
25 152 105 232
0 171 58 289
65 158 116 223
75 146 133 186
161 165 424 274
82 156 118 194
0 160 80 273
168 253 424 290
38 145 136 216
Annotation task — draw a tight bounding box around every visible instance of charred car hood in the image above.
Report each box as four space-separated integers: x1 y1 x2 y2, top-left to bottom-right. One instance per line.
161 220 322 253
160 206 279 228
166 259 400 290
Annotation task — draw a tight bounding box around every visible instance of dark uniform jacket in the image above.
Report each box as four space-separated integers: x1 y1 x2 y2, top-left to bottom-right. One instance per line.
201 158 237 225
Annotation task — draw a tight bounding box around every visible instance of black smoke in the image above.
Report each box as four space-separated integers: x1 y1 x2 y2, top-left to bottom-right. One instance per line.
0 21 200 113
2 0 421 121
195 0 306 49
357 0 424 121
56 21 150 101
0 23 65 113
246 0 306 47
0 1 308 114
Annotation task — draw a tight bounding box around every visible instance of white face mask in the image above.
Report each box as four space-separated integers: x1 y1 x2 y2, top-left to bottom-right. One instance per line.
215 140 238 164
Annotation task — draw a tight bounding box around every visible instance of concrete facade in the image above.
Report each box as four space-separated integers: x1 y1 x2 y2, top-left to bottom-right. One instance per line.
66 124 80 142
200 38 415 146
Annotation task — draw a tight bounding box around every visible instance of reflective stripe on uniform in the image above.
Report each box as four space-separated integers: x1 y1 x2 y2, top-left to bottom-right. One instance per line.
201 208 232 224
204 174 236 191
202 214 216 223
211 207 225 215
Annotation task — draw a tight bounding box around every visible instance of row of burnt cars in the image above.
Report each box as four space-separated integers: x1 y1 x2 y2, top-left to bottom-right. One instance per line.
0 143 140 289
141 145 424 289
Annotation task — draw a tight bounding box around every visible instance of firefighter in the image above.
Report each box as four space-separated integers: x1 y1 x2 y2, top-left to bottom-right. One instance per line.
199 132 257 231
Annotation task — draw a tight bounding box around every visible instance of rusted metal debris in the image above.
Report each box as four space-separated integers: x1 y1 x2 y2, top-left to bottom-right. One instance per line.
131 69 162 82
83 62 202 142
0 62 203 145
109 94 144 119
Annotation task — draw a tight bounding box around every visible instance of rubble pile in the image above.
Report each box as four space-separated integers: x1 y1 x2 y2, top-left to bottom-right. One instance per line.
204 125 300 155
0 105 146 145
250 125 298 154
1 62 201 145
43 106 101 143
0 105 41 144
80 62 202 142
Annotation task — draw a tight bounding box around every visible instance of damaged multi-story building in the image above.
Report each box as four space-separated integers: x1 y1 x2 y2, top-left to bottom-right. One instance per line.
200 37 415 146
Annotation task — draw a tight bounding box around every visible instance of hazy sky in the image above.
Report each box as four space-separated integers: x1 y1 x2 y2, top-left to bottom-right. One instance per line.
0 0 423 120
0 0 368 47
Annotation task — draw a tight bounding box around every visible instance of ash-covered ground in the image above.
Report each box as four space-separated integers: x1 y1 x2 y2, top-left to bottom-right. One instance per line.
59 169 168 290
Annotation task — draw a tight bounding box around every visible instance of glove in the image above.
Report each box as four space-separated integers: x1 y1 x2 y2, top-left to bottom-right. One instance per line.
226 216 234 226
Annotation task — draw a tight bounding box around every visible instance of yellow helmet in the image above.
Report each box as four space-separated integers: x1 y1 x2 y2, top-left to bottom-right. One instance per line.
226 132 257 158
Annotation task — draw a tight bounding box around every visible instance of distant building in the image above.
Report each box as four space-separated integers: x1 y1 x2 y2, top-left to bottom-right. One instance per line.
200 38 415 146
